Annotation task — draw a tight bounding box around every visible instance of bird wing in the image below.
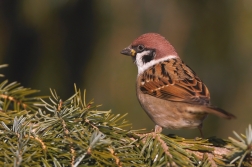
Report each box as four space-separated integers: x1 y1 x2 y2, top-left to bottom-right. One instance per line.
139 58 210 105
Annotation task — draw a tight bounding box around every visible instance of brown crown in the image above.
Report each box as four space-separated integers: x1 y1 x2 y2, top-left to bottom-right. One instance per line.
131 33 178 59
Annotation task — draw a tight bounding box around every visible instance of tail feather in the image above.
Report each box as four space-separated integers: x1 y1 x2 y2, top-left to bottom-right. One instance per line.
206 106 236 119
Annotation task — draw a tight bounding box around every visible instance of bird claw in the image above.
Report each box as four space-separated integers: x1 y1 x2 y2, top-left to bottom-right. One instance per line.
155 125 163 133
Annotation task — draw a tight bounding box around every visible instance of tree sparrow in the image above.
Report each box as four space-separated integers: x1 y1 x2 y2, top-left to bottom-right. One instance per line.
120 33 235 136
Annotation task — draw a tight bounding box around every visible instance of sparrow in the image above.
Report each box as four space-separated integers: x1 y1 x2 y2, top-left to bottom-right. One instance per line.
120 33 236 136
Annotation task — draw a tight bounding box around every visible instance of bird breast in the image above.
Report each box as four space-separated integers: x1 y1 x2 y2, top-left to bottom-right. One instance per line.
136 76 208 129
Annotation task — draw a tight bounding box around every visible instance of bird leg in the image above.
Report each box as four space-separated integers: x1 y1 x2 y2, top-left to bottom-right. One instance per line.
155 125 163 133
198 124 204 138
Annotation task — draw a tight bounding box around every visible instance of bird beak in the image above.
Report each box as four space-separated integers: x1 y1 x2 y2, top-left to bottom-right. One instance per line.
120 46 136 57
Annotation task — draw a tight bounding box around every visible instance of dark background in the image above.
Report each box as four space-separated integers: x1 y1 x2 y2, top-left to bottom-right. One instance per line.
0 0 251 138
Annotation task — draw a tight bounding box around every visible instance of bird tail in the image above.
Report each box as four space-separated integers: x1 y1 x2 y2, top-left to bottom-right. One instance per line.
206 106 236 119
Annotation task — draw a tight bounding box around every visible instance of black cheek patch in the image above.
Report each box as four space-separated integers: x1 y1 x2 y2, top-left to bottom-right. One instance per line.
142 51 155 64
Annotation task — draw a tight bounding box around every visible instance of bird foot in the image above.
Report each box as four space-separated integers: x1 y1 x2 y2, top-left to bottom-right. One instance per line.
198 124 204 138
155 125 163 133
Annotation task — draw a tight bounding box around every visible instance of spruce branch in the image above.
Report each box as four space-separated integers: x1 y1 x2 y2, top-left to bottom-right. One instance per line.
0 80 45 112
0 64 8 77
0 65 251 166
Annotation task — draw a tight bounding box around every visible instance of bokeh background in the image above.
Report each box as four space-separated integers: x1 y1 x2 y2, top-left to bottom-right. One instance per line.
0 0 251 138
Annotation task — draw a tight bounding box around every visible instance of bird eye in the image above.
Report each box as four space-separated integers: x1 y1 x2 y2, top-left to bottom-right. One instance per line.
137 45 145 52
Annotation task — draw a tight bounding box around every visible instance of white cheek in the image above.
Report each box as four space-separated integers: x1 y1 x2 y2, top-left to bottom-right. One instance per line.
135 50 151 68
136 53 178 75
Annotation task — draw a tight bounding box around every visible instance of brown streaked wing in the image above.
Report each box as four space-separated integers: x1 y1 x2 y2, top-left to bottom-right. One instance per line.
139 58 210 105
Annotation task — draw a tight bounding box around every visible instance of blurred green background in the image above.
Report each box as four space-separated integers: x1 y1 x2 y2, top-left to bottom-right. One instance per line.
0 0 251 138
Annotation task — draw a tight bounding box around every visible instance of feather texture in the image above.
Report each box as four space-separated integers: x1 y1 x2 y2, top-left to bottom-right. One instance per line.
139 58 235 119
139 58 210 105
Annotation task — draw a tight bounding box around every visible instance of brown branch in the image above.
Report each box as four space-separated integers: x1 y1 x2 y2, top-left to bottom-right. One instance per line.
0 94 27 109
136 132 251 166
